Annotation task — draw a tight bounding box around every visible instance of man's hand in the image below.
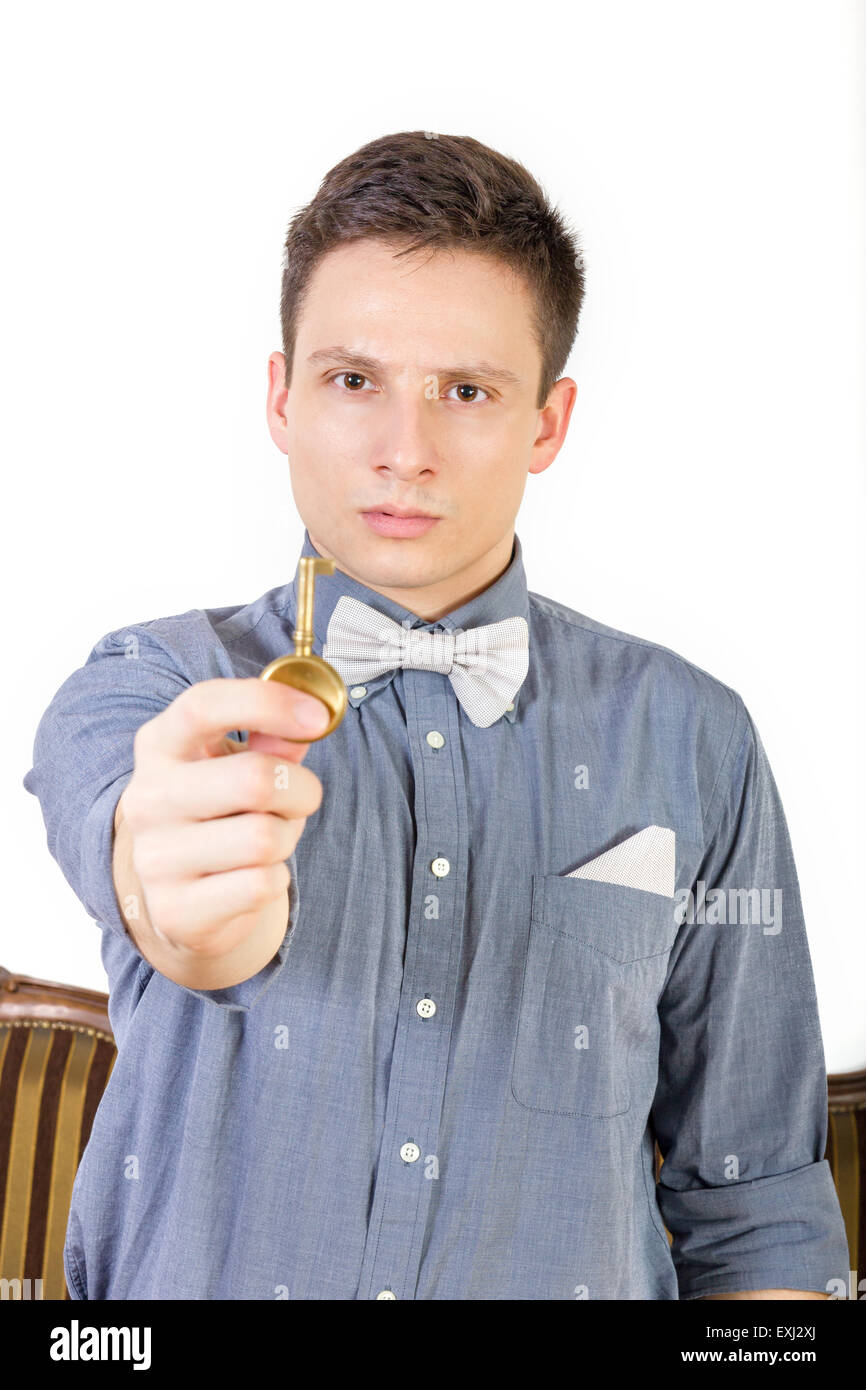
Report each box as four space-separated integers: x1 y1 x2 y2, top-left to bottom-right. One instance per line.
112 676 329 990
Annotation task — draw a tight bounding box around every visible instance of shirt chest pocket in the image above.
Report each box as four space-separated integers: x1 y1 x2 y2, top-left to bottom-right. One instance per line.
510 873 681 1119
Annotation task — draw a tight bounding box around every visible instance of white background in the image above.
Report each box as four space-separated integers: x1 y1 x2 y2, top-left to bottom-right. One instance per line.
3 0 864 1070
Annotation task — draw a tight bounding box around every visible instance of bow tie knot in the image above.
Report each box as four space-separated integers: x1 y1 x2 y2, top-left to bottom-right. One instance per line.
322 595 529 728
404 626 456 674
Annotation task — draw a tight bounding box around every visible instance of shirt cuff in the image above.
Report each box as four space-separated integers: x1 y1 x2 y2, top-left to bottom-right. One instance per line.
79 772 135 941
656 1160 851 1299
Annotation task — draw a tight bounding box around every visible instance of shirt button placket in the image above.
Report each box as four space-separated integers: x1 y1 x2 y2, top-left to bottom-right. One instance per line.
358 672 468 1301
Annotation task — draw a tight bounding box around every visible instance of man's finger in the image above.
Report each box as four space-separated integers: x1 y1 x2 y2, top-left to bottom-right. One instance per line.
132 749 323 825
245 730 312 761
137 677 331 761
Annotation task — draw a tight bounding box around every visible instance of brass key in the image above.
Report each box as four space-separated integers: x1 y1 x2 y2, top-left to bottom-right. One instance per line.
259 557 347 741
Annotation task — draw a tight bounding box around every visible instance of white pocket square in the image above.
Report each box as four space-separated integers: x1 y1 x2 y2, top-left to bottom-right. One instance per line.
566 825 676 897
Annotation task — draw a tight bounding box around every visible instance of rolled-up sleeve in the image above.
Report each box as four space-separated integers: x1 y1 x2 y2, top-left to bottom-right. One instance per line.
651 695 850 1299
23 623 296 1013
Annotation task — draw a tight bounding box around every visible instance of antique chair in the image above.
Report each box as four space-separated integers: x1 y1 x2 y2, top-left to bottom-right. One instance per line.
0 965 116 1299
1 962 864 1300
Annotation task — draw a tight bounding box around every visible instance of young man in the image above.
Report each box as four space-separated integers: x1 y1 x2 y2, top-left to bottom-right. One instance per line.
24 131 848 1300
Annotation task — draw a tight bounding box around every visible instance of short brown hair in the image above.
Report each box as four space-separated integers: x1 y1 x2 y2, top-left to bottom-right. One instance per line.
279 131 586 409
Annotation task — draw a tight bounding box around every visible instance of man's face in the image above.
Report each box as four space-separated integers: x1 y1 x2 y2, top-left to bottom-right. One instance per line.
267 236 575 618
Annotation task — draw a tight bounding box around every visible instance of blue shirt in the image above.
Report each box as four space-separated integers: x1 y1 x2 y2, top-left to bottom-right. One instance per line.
22 529 849 1300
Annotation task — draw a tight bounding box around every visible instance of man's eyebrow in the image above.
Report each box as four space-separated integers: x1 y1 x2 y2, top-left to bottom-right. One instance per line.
305 346 523 388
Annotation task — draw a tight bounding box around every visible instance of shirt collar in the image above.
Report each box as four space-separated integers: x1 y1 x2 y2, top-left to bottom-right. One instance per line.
288 528 530 723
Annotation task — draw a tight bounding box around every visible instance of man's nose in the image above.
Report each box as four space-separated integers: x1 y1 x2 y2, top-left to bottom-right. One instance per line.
372 386 441 478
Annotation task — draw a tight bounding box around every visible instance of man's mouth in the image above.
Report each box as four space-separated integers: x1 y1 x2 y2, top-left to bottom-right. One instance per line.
364 506 439 518
360 508 442 537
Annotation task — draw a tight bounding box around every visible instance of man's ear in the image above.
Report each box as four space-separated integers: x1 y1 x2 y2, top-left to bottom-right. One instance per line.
528 376 577 476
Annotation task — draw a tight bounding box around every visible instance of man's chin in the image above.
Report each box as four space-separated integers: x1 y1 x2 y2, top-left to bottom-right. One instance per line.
337 527 454 588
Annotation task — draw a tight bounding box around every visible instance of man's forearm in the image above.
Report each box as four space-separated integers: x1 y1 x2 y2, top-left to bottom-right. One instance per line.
111 789 291 990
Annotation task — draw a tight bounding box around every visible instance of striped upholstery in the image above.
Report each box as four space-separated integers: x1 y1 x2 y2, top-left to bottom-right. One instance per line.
825 1083 866 1285
0 963 862 1299
0 967 116 1300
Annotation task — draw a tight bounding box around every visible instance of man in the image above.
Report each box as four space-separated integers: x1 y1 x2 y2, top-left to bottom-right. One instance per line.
23 130 848 1300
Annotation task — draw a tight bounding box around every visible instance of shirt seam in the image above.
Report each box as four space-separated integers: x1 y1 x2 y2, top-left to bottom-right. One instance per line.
528 594 742 694
696 702 751 857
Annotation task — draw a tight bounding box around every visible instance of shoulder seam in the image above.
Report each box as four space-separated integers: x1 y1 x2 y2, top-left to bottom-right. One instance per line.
527 592 742 700
699 698 752 856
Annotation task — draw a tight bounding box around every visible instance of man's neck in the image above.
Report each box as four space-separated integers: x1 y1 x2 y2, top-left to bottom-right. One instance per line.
307 530 516 622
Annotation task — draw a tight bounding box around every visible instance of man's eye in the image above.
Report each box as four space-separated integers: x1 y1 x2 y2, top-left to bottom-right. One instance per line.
444 383 490 403
330 371 374 391
328 373 489 403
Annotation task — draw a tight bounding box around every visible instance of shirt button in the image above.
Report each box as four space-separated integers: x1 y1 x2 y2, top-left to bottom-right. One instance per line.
506 701 514 712
350 686 367 699
376 1289 397 1299
430 856 450 878
416 997 437 1019
426 730 445 749
399 1142 421 1163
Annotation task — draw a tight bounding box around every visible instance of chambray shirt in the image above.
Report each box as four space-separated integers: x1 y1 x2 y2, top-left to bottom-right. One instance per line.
22 529 849 1300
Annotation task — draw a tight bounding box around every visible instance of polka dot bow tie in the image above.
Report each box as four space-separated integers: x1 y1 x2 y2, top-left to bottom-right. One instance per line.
322 595 529 729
